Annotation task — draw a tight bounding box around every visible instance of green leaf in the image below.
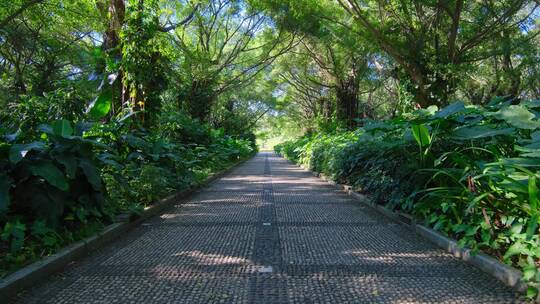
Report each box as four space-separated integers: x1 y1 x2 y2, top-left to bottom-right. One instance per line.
52 119 73 137
519 149 540 158
2 221 26 253
494 105 540 129
91 47 103 59
498 157 540 167
87 88 112 119
123 134 148 149
43 235 58 247
424 105 439 115
31 220 49 236
434 102 465 118
529 175 539 210
452 126 515 139
0 173 11 213
30 161 69 191
487 96 512 109
522 264 537 281
37 123 53 135
363 121 397 132
522 99 540 109
526 214 538 239
503 241 526 260
9 141 46 164
54 154 77 179
79 160 102 190
526 286 538 299
531 131 540 142
510 222 524 234
411 124 431 147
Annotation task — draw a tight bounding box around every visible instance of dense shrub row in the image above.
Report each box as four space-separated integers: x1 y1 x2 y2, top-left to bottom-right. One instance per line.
0 113 255 277
276 99 540 297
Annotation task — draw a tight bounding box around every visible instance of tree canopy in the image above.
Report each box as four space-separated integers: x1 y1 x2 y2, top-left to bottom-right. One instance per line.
1 0 538 133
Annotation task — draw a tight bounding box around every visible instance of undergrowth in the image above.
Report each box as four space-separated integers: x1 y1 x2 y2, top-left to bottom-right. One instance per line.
276 99 540 298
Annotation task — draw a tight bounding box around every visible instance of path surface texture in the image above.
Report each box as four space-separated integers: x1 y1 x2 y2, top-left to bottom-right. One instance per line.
14 152 521 303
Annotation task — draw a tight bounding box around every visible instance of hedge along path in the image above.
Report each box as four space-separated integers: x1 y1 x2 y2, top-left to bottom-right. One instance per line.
13 152 521 303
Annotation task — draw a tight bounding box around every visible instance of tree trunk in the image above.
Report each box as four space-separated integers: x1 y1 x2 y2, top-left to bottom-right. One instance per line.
318 97 332 122
184 79 216 122
101 0 125 51
14 64 26 96
336 77 359 129
501 31 521 103
33 58 56 96
98 0 125 116
335 59 361 129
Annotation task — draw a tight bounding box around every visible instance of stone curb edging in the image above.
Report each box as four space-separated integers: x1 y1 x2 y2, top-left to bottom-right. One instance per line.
284 157 530 298
0 155 254 300
414 225 527 292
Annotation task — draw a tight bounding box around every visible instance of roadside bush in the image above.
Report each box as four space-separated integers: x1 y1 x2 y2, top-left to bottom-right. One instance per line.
276 99 540 297
0 120 111 275
0 113 256 277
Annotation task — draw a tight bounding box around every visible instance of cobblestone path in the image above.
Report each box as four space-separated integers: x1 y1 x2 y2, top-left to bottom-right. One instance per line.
14 152 521 303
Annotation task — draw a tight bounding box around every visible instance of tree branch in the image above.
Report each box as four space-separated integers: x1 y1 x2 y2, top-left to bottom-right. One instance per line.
0 0 44 29
159 3 200 32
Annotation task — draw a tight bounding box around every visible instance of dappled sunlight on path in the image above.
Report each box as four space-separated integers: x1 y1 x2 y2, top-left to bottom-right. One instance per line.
14 152 521 303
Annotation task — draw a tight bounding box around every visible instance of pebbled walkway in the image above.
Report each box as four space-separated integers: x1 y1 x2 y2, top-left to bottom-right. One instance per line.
13 152 522 303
